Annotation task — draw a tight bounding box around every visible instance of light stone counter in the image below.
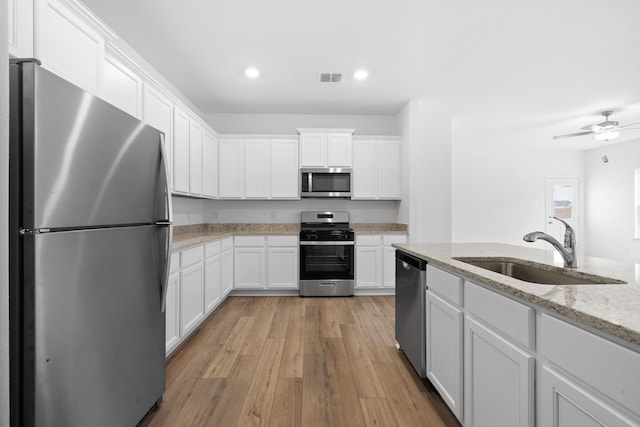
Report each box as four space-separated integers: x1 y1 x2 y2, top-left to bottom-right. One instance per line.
393 242 640 348
172 223 408 250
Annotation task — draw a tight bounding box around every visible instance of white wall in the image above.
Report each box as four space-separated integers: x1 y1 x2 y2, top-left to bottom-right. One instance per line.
584 140 640 262
1 0 10 423
206 113 398 135
452 148 584 246
396 100 452 242
172 196 400 225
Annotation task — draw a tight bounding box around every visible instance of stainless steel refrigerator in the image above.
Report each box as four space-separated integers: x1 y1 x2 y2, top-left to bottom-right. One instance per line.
9 59 173 427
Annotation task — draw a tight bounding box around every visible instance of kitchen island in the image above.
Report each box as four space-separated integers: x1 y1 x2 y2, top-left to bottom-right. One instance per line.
393 242 640 426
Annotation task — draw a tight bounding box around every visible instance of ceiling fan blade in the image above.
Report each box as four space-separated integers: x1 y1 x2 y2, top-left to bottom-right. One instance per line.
621 121 640 128
553 131 595 140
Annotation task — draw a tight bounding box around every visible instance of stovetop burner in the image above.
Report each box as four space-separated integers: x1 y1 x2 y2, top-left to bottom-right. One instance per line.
300 211 354 241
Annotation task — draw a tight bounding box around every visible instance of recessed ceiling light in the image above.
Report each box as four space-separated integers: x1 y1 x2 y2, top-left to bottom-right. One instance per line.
354 70 369 80
245 68 260 78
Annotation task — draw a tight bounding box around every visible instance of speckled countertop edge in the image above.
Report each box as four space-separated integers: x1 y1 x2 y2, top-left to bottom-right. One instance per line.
172 223 407 250
393 242 640 348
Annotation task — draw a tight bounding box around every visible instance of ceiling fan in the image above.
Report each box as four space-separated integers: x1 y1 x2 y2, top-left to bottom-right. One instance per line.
553 110 640 141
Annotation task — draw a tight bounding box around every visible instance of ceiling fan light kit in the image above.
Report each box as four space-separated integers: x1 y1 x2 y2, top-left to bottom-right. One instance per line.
553 110 640 142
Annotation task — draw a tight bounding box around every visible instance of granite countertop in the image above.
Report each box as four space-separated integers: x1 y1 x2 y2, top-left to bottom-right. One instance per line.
173 223 408 250
393 242 640 348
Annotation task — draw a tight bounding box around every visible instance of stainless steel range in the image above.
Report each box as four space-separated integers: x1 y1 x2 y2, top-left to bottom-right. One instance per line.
299 211 355 297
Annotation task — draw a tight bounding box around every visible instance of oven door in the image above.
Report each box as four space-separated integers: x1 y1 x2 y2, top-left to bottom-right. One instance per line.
299 241 354 281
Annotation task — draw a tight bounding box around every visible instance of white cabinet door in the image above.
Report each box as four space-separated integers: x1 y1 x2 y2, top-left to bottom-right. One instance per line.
165 272 180 355
8 0 34 58
541 366 636 427
267 247 298 289
377 140 401 199
356 246 382 288
299 134 327 167
218 139 244 198
352 140 376 199
270 139 299 199
465 316 534 427
172 106 190 193
244 139 269 198
143 85 173 190
202 131 218 198
189 119 203 195
204 254 221 314
426 291 464 422
38 0 104 94
234 247 266 289
180 262 204 336
382 235 407 288
221 248 234 296
327 133 352 167
101 54 142 118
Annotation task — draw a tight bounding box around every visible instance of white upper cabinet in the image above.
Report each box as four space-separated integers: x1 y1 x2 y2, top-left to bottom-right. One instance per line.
298 129 355 167
218 137 299 200
101 53 142 119
172 106 190 193
244 139 270 198
201 130 218 198
270 139 299 199
352 138 401 200
189 119 203 196
142 84 174 190
218 138 245 198
37 0 105 94
8 0 34 58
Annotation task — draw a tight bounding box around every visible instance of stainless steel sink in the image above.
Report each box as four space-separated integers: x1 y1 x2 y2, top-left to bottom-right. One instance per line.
453 257 625 285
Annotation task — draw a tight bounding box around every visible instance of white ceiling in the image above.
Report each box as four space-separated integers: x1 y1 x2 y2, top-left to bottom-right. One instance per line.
81 0 640 149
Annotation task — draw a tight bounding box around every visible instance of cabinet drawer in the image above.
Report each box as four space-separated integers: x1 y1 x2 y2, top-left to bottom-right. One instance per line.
465 281 533 349
383 234 407 246
234 235 265 247
267 235 298 247
205 240 221 258
541 313 640 415
170 252 179 275
181 245 204 269
356 235 381 246
221 236 233 251
427 265 463 306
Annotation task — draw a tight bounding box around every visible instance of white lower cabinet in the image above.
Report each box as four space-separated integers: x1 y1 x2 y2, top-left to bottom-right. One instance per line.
267 236 298 289
180 246 205 336
234 236 267 289
356 234 407 289
204 241 222 314
541 366 636 427
356 235 382 288
464 315 535 427
165 252 180 355
426 290 463 422
221 237 234 295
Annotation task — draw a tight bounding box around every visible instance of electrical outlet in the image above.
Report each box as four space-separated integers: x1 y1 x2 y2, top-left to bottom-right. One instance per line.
270 211 277 221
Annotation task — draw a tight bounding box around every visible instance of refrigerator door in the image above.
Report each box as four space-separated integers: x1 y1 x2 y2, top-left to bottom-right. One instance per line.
23 225 167 427
18 62 169 229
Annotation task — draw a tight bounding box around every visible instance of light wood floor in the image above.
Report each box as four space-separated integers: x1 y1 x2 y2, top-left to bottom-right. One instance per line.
142 296 461 427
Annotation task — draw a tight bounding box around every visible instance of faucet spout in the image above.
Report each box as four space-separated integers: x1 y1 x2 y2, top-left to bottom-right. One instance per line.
523 217 577 268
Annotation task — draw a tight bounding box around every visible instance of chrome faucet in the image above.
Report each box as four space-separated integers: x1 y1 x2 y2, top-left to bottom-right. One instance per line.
523 217 577 268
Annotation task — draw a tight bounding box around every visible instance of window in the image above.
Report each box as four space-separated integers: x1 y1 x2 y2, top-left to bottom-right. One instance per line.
553 185 574 219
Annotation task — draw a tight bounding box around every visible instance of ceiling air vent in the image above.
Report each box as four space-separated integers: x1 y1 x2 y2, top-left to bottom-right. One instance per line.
319 72 343 83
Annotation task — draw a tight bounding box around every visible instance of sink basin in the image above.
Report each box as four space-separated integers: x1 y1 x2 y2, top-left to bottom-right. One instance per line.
453 257 625 285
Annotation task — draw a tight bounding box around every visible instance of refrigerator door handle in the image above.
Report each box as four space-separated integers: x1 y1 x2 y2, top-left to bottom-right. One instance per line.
158 133 173 313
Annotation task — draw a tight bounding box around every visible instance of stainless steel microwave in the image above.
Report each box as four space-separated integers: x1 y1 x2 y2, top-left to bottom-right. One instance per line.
300 167 352 198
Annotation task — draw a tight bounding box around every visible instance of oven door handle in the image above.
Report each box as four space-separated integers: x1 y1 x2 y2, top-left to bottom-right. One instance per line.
299 241 355 246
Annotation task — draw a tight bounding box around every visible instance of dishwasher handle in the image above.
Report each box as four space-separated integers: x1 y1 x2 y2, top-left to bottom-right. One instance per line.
396 250 427 270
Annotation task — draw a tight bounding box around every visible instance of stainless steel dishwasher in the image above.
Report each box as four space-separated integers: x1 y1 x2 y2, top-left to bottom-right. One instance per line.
395 250 427 378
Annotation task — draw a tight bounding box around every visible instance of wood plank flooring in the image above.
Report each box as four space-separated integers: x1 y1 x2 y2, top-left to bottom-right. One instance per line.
142 296 461 427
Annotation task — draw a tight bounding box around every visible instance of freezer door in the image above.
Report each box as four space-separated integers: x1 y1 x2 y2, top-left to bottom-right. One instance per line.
23 226 166 427
19 62 169 229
